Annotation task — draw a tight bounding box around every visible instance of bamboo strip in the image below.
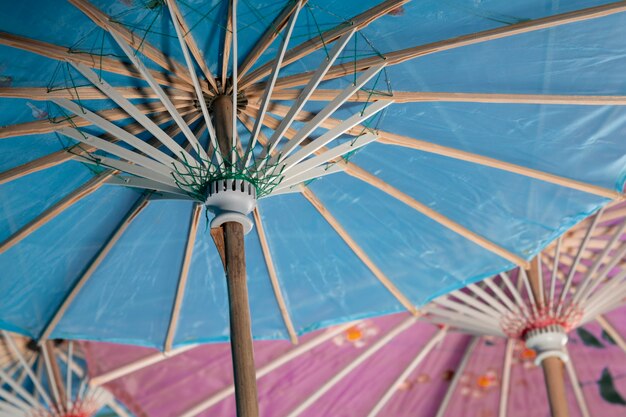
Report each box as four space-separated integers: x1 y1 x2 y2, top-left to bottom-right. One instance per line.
167 0 219 93
236 0 307 82
0 32 193 92
266 1 626 90
252 208 299 344
36 195 150 342
164 204 202 352
251 102 622 199
0 86 194 101
302 188 420 315
0 171 114 254
254 89 626 106
240 0 409 89
68 0 193 86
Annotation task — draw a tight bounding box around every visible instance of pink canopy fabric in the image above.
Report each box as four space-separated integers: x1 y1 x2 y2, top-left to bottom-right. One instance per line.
82 306 626 417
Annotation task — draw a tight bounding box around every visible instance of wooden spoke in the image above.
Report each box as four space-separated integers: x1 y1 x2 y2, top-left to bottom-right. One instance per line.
0 171 114 255
252 208 298 344
302 188 419 315
39 195 148 344
564 348 591 417
285 317 417 417
0 86 194 101
432 336 478 417
239 0 409 90
167 0 219 93
221 0 234 94
245 106 531 267
369 328 449 417
164 204 202 352
90 344 198 387
499 339 514 417
255 89 626 106
253 101 622 200
68 0 193 86
596 315 626 354
0 101 181 140
236 0 307 82
179 323 354 417
343 163 530 268
265 1 626 90
0 32 193 92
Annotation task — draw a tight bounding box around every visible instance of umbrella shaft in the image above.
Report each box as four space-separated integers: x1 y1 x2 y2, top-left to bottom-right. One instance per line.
224 221 259 417
541 357 570 417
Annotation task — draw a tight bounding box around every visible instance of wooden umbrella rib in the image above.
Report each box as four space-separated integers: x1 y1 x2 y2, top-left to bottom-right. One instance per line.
0 86 194 101
596 315 626 354
264 0 626 90
0 109 196 186
301 188 419 315
499 339 514 417
167 0 219 93
343 164 530 268
368 328 449 417
244 107 530 267
90 344 198 387
258 89 626 106
68 0 194 86
252 208 299 345
432 336 478 417
253 101 622 200
0 32 194 92
240 0 409 90
0 170 114 255
236 0 308 83
0 100 174 140
164 203 202 352
37 195 150 342
221 0 233 94
564 348 591 417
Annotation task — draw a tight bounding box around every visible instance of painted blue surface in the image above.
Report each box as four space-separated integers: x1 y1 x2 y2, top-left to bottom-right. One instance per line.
0 0 625 348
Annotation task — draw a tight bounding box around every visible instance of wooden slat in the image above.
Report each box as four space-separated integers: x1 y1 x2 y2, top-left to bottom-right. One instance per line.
167 0 219 93
0 108 196 186
236 0 308 81
37 195 150 342
164 203 202 352
0 171 114 254
302 188 419 314
0 32 194 92
0 100 173 139
68 0 194 86
252 101 622 200
0 86 194 101
264 1 626 90
252 208 299 344
221 0 234 94
240 0 409 90
253 89 626 106
245 106 532 268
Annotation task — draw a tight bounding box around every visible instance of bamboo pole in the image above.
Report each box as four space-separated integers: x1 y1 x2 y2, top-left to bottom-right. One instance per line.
527 258 570 417
212 95 259 417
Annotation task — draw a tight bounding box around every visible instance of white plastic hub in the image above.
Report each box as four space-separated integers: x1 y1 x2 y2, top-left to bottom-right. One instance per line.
524 324 569 366
205 179 257 234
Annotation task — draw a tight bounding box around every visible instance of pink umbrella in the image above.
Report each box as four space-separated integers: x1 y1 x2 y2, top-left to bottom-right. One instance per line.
80 202 626 417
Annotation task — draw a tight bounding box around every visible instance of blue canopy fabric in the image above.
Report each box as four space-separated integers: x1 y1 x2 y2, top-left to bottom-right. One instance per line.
0 0 625 349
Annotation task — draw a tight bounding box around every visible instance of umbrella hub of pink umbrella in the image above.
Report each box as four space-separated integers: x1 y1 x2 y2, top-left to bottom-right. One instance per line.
524 324 569 366
205 178 257 233
501 303 584 340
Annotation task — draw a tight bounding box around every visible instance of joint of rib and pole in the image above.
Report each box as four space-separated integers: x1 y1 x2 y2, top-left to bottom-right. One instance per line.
204 92 257 234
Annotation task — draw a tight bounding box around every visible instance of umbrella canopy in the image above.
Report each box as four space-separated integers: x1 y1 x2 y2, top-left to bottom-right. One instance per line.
80 201 626 417
1 0 626 347
0 331 130 417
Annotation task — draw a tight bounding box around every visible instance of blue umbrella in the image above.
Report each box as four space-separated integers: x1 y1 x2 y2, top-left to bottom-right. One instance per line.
1 0 626 415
